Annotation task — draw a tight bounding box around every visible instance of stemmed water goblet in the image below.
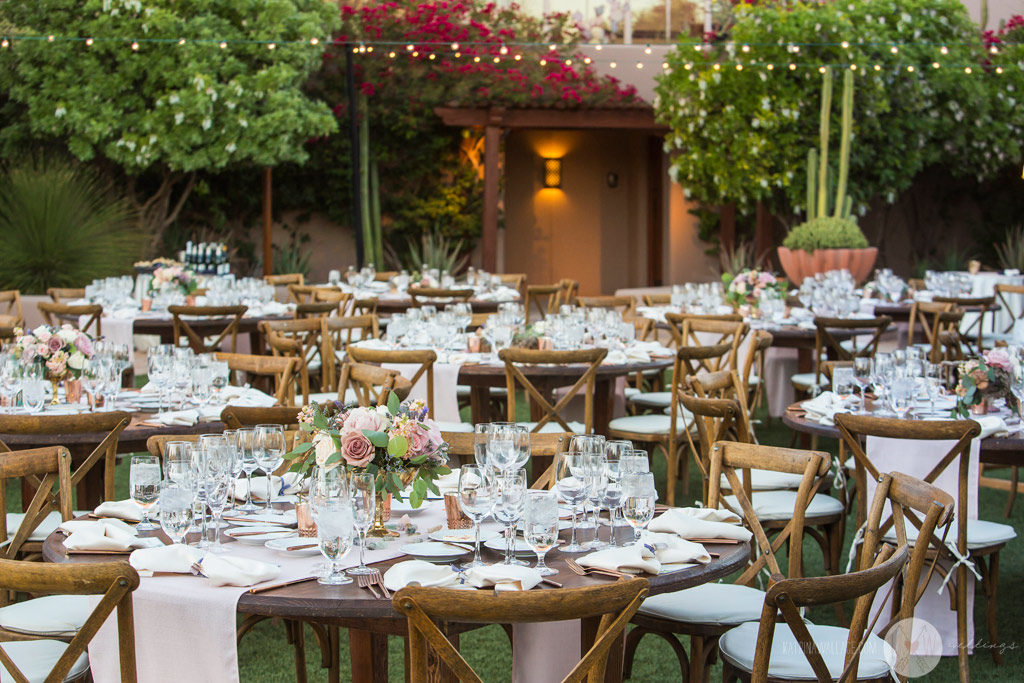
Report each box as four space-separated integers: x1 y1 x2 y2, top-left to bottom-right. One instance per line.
493 470 527 566
555 452 589 553
582 453 608 550
523 489 559 576
235 428 260 514
852 357 872 412
347 472 376 576
622 472 657 545
457 465 496 569
158 481 192 545
254 424 286 514
130 454 161 531
202 437 234 553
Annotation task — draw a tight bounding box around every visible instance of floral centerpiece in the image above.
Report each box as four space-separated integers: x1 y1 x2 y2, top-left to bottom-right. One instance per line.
288 395 451 533
13 324 94 379
953 348 1012 417
721 269 788 309
148 265 198 296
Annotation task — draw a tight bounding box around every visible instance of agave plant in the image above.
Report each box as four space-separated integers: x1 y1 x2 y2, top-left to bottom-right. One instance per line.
0 158 144 294
995 226 1024 272
718 239 769 276
386 228 470 275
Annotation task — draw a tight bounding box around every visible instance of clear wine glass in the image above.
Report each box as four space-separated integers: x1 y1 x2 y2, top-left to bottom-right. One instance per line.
622 472 657 546
235 428 260 514
347 472 376 576
457 465 495 569
493 470 527 566
473 423 491 468
831 367 856 409
583 453 608 550
203 437 233 553
523 489 559 576
555 452 589 553
853 357 872 413
158 481 192 545
254 424 286 514
130 454 162 531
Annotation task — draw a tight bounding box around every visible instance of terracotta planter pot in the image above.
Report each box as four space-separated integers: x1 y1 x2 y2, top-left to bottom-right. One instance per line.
776 246 878 285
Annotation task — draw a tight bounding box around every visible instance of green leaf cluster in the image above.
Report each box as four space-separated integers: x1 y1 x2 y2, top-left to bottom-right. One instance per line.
655 0 1024 217
781 216 869 252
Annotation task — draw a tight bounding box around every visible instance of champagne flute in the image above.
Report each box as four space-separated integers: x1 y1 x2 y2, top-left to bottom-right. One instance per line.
473 423 491 468
523 489 559 576
493 470 528 566
203 437 233 553
347 472 376 576
622 472 656 545
158 481 192 545
130 455 161 531
458 465 495 569
254 424 286 514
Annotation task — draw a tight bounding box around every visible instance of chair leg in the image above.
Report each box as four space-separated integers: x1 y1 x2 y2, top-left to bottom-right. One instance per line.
981 553 1004 666
1004 467 1019 517
623 625 689 681
287 620 308 683
663 447 678 507
956 561 970 681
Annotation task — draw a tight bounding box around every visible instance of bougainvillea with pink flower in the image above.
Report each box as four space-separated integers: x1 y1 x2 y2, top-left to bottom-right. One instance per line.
288 394 450 507
721 268 787 309
13 325 94 379
953 349 1013 417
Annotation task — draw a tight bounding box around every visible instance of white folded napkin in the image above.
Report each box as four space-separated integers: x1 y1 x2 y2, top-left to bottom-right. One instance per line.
646 532 712 565
353 338 393 350
60 518 138 537
801 391 845 425
579 543 661 575
648 507 753 542
252 301 290 317
219 385 278 408
602 350 629 365
635 306 669 323
434 468 461 491
62 520 157 552
796 320 817 330
199 555 281 587
232 473 306 501
464 564 542 592
975 415 1008 440
383 560 461 590
94 499 145 522
130 544 203 574
628 341 673 357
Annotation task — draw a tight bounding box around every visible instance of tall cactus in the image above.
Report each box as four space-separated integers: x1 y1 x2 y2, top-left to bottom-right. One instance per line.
806 67 854 220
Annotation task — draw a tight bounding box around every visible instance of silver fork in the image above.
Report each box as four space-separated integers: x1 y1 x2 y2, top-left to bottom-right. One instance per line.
355 572 381 598
564 558 626 579
366 568 391 599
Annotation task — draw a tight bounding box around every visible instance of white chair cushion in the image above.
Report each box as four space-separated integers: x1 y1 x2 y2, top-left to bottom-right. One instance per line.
722 491 844 522
719 621 893 680
627 391 672 408
517 421 586 435
608 414 691 437
456 385 507 398
0 595 92 637
6 512 63 543
639 582 766 626
790 372 827 390
435 421 474 433
721 469 805 492
623 386 640 398
0 639 90 683
748 373 760 386
883 518 1017 550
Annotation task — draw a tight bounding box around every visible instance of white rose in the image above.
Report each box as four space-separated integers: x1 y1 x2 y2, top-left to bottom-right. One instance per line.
58 329 77 344
67 352 85 370
33 326 49 339
313 433 335 468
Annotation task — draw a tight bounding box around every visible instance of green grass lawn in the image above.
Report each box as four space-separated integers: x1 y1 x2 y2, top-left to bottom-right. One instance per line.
14 403 1021 681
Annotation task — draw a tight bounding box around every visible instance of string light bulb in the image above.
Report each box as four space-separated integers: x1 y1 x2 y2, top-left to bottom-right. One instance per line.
473 55 481 63
595 45 602 51
713 63 720 70
548 44 556 52
451 42 459 51
85 37 94 46
411 50 418 57
47 35 54 42
267 42 276 50
890 46 898 54
932 61 940 68
850 63 857 70
644 46 652 55
741 44 750 52
490 56 497 63
636 61 644 69
453 51 461 58
177 38 186 45
389 51 396 58
996 66 1004 74
788 63 796 70
873 64 881 70
583 56 591 64
662 62 669 70
841 40 850 49
735 63 743 71
965 66 972 73
818 66 827 73
940 45 949 54
514 54 521 61
499 44 508 55
684 62 693 70
219 41 227 49
610 61 617 69
406 44 414 51
309 37 319 46
906 65 914 72
366 45 373 53
990 45 999 54
539 58 547 66
766 63 774 71
565 59 572 66
1 38 8 49
131 41 139 51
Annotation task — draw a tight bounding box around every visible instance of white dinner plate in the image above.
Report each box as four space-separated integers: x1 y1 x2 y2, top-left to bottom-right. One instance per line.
516 518 572 533
264 537 321 556
401 541 470 563
428 527 500 544
225 511 298 526
225 524 297 545
483 537 534 558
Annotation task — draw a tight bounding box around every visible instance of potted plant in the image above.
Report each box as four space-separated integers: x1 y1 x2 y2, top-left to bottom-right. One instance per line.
777 67 877 285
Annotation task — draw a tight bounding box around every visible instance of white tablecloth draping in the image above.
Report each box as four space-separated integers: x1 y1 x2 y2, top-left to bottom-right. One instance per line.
863 436 979 657
383 361 463 423
88 504 448 683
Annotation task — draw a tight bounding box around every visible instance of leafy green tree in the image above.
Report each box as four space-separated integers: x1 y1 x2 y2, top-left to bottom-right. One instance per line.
0 0 340 252
655 0 1024 221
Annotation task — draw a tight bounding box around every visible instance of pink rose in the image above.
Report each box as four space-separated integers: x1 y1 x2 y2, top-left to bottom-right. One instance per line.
984 348 1012 372
407 424 431 456
339 429 375 467
35 343 50 358
424 420 444 449
76 335 93 356
47 336 63 353
343 406 389 434
46 357 66 376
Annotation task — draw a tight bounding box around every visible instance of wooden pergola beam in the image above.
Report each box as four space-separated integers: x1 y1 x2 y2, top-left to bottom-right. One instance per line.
435 106 666 132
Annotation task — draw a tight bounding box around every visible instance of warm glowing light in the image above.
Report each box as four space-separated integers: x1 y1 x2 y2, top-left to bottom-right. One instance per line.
178 38 186 45
741 44 750 52
267 42 276 50
85 37 94 46
131 41 140 51
841 40 850 49
543 158 562 189
610 61 617 68
219 41 227 49
310 38 319 46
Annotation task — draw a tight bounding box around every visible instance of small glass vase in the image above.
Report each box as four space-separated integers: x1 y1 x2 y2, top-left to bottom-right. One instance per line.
65 378 83 405
295 495 317 538
970 397 990 415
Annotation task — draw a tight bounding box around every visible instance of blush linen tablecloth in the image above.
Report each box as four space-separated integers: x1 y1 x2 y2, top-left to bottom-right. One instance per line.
87 504 447 683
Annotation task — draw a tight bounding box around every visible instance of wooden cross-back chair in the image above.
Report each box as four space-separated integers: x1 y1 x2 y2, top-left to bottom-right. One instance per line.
933 294 996 352
718 512 914 681
834 413 1015 675
664 313 747 367
352 298 378 317
624 440 828 682
262 318 326 391
992 283 1024 344
498 347 607 434
613 342 735 505
936 329 968 362
212 352 307 406
346 347 437 418
795 315 892 392
395 578 649 683
286 284 335 305
496 272 526 294
37 302 103 338
0 291 24 328
0 558 139 683
45 288 85 304
0 411 131 505
294 301 339 320
264 273 305 288
336 361 412 409
441 431 569 486
147 432 306 471
906 301 962 360
220 405 302 430
576 295 636 318
312 289 353 314
0 446 73 564
641 293 671 306
407 287 474 307
167 304 247 354
678 371 754 495
321 315 381 391
558 278 579 307
524 284 563 321
742 330 773 414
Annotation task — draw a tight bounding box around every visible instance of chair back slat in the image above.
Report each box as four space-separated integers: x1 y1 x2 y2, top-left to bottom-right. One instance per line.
499 348 607 434
220 405 302 430
0 447 73 561
346 347 436 418
168 305 247 354
336 361 411 408
37 302 103 338
213 352 305 405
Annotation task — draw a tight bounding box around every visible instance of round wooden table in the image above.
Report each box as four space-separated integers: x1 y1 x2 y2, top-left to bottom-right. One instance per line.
42 522 748 683
456 357 674 435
